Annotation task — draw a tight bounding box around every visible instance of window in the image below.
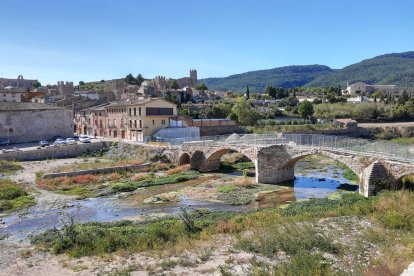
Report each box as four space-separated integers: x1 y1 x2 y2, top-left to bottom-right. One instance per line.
161 120 165 125
130 120 132 128
113 119 116 126
152 120 155 125
129 108 131 116
139 120 142 128
146 107 173 115
134 120 137 128
139 107 142 116
134 108 136 116
8 128 13 133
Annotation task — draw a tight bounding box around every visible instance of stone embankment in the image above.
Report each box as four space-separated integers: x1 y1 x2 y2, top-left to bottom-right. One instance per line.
0 142 109 162
42 162 151 179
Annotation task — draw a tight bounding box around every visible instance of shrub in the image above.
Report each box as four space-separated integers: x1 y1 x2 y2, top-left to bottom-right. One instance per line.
0 179 34 212
238 222 339 258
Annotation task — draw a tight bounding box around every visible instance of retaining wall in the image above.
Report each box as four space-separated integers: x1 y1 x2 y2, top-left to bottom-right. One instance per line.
0 142 110 161
42 162 151 179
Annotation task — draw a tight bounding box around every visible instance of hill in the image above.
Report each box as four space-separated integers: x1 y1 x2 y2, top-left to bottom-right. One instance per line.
307 52 414 88
200 51 414 92
201 65 333 92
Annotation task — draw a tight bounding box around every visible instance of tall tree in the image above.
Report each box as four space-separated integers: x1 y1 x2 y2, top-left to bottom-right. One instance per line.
125 73 136 85
136 74 144 86
246 86 250 100
170 80 179 90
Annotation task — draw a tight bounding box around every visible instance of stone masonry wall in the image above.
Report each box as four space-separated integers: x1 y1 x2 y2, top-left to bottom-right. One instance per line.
0 108 73 143
0 142 109 161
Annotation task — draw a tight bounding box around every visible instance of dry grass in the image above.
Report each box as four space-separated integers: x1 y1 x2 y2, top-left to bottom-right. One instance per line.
166 164 190 175
108 172 122 181
37 174 101 191
234 175 255 188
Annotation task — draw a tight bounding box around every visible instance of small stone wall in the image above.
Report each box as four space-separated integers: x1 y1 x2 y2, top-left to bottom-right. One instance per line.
42 162 151 179
0 142 110 161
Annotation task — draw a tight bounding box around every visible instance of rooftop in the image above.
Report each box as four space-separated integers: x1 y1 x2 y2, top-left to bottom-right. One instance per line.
0 102 64 111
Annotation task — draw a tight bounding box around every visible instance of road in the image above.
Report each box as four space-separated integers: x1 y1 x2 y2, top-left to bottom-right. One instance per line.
0 137 100 152
358 121 414 128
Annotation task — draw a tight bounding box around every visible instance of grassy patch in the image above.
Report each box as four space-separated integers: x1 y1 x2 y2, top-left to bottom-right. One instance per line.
109 171 200 194
336 162 359 183
0 179 35 212
31 209 237 258
0 160 23 175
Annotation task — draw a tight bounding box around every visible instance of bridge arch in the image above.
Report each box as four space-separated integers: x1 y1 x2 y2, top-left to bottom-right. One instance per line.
282 150 363 178
178 152 191 165
201 147 257 172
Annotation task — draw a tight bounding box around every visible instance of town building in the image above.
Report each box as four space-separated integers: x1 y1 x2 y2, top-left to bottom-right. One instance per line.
346 82 399 95
0 88 26 102
74 98 178 142
0 102 73 143
0 75 38 90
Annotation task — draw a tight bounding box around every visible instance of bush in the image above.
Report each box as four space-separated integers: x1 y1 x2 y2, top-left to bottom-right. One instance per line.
0 179 34 212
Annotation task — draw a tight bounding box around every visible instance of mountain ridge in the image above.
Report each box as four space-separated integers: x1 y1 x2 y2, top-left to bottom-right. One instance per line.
200 51 414 92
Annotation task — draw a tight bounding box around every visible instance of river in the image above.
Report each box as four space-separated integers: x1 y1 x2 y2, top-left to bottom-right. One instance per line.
0 156 358 242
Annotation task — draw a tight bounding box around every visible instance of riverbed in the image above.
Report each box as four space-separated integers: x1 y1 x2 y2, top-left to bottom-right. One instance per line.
0 156 358 244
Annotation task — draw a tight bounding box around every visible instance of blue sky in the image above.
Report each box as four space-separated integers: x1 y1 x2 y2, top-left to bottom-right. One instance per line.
1 0 413 84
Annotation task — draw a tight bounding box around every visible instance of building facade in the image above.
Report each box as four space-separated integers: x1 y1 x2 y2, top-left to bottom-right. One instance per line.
346 82 399 95
0 102 73 143
0 75 38 90
74 98 177 141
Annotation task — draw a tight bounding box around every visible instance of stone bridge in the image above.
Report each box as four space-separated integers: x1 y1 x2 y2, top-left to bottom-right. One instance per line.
164 141 414 197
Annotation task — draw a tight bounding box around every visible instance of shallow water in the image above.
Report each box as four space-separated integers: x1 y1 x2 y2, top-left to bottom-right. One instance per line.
0 195 244 241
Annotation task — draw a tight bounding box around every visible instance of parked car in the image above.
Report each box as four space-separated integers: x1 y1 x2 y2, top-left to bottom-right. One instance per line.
66 138 77 145
54 138 67 146
79 136 91 143
0 137 10 146
52 135 62 141
39 140 49 147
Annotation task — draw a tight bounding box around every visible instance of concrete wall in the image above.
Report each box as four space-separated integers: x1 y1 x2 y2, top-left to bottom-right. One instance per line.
0 142 109 161
0 108 73 143
42 162 151 179
200 125 244 136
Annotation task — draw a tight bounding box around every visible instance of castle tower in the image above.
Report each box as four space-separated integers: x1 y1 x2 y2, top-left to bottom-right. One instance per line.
190 69 197 87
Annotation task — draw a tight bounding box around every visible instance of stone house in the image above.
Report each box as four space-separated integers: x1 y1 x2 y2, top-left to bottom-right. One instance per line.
0 88 26 102
0 102 73 143
75 98 177 141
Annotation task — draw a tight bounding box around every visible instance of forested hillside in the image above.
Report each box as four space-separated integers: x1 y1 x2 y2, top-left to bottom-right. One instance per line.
200 52 414 92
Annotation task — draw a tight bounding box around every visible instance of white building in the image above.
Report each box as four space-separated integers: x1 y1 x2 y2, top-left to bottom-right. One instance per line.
346 82 398 95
